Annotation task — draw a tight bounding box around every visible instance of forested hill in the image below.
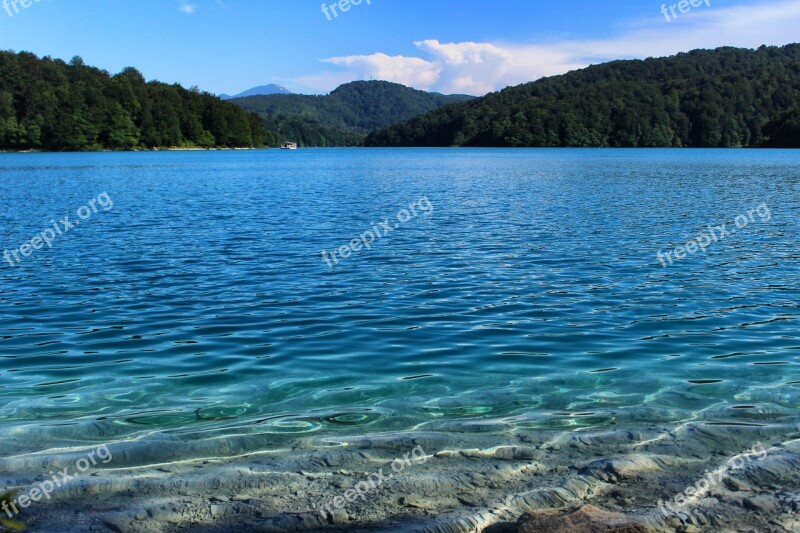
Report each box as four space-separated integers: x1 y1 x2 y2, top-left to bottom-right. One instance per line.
0 51 276 151
232 81 473 147
365 44 800 148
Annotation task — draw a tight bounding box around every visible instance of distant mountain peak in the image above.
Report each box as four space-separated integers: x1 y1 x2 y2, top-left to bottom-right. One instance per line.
221 84 291 100
329 80 471 99
230 80 475 147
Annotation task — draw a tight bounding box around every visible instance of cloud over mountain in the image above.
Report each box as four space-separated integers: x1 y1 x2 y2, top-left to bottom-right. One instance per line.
307 0 800 95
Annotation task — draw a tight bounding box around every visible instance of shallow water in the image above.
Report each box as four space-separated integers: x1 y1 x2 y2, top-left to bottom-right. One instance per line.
1 149 799 529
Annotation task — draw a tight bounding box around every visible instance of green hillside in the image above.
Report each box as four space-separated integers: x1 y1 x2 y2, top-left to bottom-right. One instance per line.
365 44 800 148
0 51 275 151
233 81 473 147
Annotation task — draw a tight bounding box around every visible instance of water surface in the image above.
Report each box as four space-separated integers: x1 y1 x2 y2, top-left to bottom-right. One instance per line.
1 148 798 456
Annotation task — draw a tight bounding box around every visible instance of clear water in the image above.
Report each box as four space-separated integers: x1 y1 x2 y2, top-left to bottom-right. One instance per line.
1 148 799 454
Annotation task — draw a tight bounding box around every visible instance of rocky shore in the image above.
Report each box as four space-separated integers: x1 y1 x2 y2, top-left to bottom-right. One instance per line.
2 420 799 532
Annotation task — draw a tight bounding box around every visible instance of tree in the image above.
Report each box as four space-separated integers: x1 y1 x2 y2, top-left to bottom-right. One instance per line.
366 44 800 148
0 51 275 151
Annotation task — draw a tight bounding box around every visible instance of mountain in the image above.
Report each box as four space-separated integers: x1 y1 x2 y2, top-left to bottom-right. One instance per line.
0 51 278 151
365 44 800 148
220 84 291 100
232 81 474 147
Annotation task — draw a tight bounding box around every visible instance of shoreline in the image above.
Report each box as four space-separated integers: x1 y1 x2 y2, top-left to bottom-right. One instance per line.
0 147 264 154
3 421 798 532
3 146 799 154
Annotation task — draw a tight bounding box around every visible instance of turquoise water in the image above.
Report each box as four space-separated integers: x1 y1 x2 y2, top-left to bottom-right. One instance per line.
1 148 799 454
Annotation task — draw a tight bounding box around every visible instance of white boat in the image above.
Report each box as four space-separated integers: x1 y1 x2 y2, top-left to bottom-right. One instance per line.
281 142 298 150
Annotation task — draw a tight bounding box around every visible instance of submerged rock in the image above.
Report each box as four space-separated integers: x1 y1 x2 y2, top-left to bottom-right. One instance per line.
515 505 649 533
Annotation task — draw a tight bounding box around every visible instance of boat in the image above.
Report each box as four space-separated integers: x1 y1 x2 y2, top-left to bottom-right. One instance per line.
281 142 298 150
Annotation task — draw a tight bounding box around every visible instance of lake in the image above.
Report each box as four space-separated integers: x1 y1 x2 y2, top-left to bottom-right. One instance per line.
1 148 799 531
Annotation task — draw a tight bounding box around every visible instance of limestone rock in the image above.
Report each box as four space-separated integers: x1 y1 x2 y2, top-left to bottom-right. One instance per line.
401 494 436 510
516 505 649 533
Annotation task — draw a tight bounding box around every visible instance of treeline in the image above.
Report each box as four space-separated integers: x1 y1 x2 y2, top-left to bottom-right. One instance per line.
0 51 278 151
234 81 473 147
365 44 800 148
256 113 364 147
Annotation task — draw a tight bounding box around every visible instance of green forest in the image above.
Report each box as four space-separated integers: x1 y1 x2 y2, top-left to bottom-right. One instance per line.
365 44 800 148
233 81 473 147
4 45 800 151
0 51 276 151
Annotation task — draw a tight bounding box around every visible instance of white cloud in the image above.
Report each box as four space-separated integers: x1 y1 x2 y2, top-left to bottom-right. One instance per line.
324 53 441 90
179 2 197 14
302 0 800 95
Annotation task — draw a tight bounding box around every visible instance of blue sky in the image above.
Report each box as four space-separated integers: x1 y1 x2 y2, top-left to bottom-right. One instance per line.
0 0 798 96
